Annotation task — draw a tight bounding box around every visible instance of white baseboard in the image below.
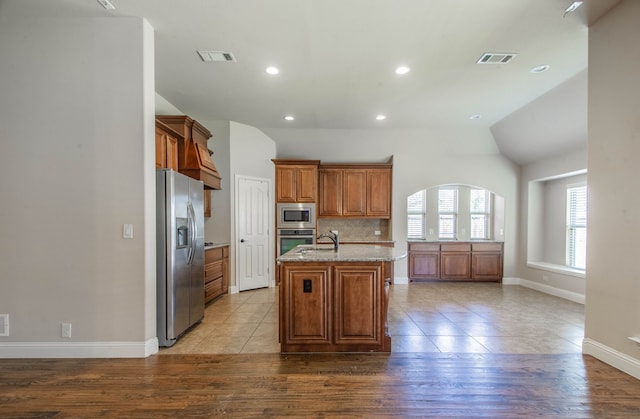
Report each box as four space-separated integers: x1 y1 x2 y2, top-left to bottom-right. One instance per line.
394 276 409 285
583 338 640 380
0 337 158 358
509 277 585 304
229 285 239 294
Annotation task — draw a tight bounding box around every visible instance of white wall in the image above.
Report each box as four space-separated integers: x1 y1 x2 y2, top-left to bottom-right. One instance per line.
584 0 640 378
519 147 587 298
263 126 519 282
203 120 232 243
200 121 277 291
0 17 156 357
229 123 277 290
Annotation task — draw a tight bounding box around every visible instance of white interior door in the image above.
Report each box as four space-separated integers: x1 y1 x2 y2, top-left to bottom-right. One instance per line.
236 175 270 291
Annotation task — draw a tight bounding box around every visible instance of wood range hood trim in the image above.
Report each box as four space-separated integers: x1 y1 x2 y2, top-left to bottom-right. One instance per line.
156 115 222 190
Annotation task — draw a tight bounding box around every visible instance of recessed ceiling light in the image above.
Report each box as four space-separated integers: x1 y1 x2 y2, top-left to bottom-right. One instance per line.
376 115 387 121
530 64 550 73
395 66 411 75
564 1 584 16
265 66 280 75
283 115 295 121
469 114 482 120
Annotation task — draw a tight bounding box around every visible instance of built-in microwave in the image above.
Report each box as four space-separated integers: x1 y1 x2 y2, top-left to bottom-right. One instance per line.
277 203 316 229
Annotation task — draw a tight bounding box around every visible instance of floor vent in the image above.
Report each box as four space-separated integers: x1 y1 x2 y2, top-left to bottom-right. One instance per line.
477 52 517 64
0 314 8 337
197 50 237 62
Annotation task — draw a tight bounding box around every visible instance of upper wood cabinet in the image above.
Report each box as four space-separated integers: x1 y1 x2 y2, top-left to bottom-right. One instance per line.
156 115 222 190
155 120 181 171
273 160 320 203
318 164 391 219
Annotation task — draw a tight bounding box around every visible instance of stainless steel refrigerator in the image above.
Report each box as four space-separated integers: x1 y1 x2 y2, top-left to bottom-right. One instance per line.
156 168 205 347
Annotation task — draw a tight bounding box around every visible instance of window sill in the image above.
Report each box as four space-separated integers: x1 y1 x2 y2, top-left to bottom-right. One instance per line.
527 261 585 279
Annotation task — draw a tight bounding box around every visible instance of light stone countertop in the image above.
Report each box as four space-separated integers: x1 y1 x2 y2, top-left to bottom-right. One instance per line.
204 242 230 250
277 244 407 263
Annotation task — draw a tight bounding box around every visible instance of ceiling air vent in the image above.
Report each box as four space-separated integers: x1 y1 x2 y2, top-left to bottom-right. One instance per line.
476 52 517 64
197 50 237 62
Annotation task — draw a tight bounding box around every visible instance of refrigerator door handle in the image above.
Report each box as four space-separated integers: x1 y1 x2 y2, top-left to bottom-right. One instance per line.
187 202 197 265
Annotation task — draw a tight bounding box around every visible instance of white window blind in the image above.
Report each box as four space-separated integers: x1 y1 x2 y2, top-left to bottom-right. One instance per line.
567 185 587 270
470 189 491 240
407 190 426 239
438 188 457 239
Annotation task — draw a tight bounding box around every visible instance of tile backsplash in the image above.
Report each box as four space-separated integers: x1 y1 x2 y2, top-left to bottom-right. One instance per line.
317 219 390 241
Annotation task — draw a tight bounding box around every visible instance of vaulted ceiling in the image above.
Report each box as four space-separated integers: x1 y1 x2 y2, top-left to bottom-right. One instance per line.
3 0 621 165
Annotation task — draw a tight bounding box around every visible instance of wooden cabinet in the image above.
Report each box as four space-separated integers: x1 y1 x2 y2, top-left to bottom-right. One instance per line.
408 242 503 282
440 243 472 280
366 169 392 217
204 246 229 304
408 243 440 280
203 189 211 218
318 164 391 219
471 242 503 280
156 115 222 190
155 120 181 171
273 160 320 203
279 261 391 352
280 265 331 345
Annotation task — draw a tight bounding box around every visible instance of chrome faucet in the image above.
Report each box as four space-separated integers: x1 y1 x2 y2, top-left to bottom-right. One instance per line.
317 231 339 251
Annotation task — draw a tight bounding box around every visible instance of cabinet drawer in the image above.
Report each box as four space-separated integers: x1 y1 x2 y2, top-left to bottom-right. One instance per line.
205 247 224 263
440 243 471 252
409 243 440 252
471 242 503 252
205 260 223 279
205 277 223 299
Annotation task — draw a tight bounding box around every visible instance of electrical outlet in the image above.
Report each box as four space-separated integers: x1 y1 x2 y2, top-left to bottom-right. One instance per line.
0 314 9 337
331 230 338 235
374 230 381 236
61 323 72 338
429 228 434 235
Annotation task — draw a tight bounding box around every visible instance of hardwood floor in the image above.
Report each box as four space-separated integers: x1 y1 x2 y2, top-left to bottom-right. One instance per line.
2 284 639 417
2 352 640 417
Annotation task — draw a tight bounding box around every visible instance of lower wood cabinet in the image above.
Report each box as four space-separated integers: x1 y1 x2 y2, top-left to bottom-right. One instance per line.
279 261 391 352
408 242 503 282
204 246 229 303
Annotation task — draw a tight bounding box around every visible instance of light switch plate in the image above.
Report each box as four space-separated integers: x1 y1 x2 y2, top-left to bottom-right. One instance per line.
123 224 134 239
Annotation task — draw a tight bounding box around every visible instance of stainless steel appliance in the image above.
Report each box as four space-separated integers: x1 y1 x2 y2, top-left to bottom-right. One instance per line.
277 228 316 256
277 203 316 229
156 169 205 347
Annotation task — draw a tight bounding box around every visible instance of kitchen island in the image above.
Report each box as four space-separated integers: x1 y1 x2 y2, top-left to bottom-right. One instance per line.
277 244 407 353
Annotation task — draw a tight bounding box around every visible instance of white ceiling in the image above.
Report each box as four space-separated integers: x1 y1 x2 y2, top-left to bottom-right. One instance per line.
2 0 621 165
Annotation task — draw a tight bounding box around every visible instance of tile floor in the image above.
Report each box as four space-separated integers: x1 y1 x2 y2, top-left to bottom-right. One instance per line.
159 282 585 355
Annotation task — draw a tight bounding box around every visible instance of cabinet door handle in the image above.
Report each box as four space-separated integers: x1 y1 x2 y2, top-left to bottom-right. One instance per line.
240 239 246 243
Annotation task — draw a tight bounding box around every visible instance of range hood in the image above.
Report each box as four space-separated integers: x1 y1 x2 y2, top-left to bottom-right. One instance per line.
156 115 221 190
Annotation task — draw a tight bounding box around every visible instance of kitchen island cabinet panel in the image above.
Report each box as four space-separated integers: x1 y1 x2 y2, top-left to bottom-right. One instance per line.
334 265 382 345
277 244 406 352
280 265 331 345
